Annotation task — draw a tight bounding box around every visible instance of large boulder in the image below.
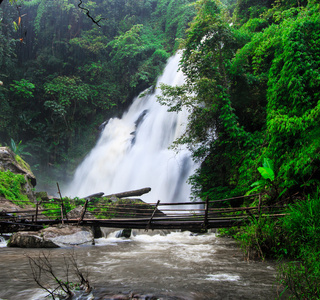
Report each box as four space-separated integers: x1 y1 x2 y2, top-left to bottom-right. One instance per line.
97 197 166 218
0 147 36 201
7 232 59 248
7 225 95 248
67 205 95 219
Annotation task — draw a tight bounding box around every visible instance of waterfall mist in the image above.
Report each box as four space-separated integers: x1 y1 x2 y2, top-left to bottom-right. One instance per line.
66 54 196 203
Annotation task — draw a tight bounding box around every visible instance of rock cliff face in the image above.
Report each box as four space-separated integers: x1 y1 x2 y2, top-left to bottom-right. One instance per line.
0 146 36 201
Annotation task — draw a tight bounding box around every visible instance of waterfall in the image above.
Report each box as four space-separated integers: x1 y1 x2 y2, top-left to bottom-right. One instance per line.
66 53 196 203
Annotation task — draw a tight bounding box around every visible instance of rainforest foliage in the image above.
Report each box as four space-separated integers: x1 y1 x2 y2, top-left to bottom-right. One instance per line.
0 0 195 189
0 170 31 206
160 0 320 204
157 0 320 298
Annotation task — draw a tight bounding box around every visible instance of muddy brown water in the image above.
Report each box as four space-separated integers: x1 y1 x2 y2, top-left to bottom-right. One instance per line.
0 230 286 299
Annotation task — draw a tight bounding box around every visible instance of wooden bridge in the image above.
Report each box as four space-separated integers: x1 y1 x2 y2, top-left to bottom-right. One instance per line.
0 193 287 233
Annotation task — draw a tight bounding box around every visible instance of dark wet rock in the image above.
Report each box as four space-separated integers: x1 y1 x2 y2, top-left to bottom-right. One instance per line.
7 225 95 248
67 205 95 219
115 229 132 238
7 232 59 248
99 292 175 300
131 109 149 145
135 110 148 127
100 293 158 300
98 197 165 219
104 295 129 300
92 225 103 238
99 120 109 131
35 191 50 201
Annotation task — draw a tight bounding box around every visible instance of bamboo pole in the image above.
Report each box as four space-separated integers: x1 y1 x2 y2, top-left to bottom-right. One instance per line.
77 199 89 226
202 196 209 230
35 200 39 223
146 200 160 231
56 182 65 225
258 193 262 215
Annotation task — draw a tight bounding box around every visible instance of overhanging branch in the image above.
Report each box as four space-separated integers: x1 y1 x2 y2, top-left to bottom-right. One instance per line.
78 0 104 27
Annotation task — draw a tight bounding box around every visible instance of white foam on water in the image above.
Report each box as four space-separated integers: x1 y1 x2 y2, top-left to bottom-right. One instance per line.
205 274 241 281
0 236 7 247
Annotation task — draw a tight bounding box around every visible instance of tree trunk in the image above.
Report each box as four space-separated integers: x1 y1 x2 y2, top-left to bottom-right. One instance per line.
104 187 151 199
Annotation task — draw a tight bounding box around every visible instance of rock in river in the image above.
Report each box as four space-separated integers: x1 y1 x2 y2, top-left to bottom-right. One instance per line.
7 225 95 248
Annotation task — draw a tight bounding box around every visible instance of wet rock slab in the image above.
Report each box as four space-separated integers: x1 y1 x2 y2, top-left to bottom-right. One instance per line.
7 225 94 248
87 287 195 300
6 232 59 248
94 291 188 300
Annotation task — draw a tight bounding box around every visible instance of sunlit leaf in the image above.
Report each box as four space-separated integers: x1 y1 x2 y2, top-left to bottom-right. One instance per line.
258 167 275 181
250 179 266 187
13 21 19 31
262 158 274 171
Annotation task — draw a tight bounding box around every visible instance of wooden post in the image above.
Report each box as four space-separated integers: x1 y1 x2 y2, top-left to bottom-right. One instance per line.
203 196 209 230
77 199 89 226
35 200 39 223
258 193 262 216
57 182 65 225
146 200 160 231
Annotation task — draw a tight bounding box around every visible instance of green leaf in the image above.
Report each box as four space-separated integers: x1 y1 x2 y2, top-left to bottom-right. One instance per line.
246 185 262 195
262 158 274 171
277 187 288 199
10 138 17 153
258 167 275 181
13 21 19 32
250 179 266 187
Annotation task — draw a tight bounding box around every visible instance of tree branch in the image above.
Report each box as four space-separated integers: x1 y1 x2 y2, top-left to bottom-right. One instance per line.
78 0 104 27
26 251 89 298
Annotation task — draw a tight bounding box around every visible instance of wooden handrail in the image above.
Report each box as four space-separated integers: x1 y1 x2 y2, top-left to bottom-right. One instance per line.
145 200 160 231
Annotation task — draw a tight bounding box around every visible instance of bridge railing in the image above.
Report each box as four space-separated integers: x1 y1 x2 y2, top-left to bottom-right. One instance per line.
0 193 288 231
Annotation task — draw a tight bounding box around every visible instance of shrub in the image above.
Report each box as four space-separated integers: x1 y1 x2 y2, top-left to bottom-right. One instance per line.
277 191 320 299
0 170 31 207
281 193 320 257
232 216 282 260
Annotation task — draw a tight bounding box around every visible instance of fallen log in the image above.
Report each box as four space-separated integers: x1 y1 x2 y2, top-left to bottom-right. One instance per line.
84 192 105 200
104 187 151 199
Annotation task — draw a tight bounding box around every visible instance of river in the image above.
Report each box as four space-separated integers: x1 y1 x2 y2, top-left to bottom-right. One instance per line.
0 230 283 300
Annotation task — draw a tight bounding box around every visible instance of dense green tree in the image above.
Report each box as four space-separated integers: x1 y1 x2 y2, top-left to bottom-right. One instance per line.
159 0 263 202
159 0 320 205
232 0 273 26
265 5 320 193
0 1 18 140
152 0 196 50
0 0 195 188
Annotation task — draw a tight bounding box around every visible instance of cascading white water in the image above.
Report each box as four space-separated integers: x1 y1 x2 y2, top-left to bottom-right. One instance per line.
0 236 6 247
66 53 197 203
